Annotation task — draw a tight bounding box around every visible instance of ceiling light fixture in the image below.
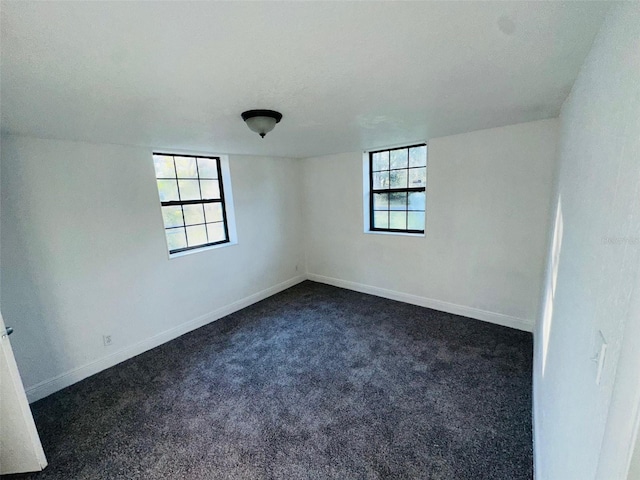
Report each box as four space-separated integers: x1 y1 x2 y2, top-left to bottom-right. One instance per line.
241 109 283 138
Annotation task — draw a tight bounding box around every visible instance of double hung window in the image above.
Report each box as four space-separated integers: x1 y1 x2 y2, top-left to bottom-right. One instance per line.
153 153 232 254
367 144 427 234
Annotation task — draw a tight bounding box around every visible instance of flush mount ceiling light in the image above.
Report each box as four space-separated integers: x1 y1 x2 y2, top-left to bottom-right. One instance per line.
241 109 283 138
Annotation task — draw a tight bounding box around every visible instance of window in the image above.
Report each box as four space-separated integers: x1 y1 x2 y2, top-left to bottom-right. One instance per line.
153 153 235 255
366 143 427 234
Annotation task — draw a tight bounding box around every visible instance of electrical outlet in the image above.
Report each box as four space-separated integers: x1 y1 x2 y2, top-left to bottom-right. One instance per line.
103 335 113 347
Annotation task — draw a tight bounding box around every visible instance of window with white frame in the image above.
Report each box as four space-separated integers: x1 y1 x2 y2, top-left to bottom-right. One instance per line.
365 144 427 234
153 153 235 255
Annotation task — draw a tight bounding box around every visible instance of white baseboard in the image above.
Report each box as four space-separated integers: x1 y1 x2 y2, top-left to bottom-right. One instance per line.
26 273 532 403
531 327 543 480
25 275 306 403
307 273 534 332
533 365 543 480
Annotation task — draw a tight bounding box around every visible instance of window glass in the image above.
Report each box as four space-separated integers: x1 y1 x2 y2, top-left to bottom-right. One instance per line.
368 144 427 234
153 153 230 254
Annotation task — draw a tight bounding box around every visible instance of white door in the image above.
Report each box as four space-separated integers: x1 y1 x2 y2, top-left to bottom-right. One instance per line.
0 311 47 475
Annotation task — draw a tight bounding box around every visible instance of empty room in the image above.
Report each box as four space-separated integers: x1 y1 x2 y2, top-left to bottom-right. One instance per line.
1 1 639 479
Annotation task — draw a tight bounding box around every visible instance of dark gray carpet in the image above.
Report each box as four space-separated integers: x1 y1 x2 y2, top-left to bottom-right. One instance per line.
7 281 533 479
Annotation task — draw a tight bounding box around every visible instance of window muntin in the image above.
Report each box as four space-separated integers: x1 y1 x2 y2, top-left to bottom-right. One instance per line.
153 153 230 254
369 144 426 233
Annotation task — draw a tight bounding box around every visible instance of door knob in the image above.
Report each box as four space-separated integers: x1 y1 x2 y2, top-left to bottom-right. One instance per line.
2 326 13 337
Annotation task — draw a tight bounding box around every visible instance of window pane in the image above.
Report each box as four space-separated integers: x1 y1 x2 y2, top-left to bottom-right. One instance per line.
206 222 226 243
153 155 175 178
186 224 207 247
200 180 220 200
204 203 223 223
182 204 205 226
389 192 407 210
408 211 425 231
389 169 408 189
174 157 198 178
390 148 408 169
389 211 407 230
155 152 232 253
372 171 389 190
408 191 426 210
373 211 388 229
368 145 427 234
197 158 218 179
178 180 200 200
409 167 426 188
161 206 183 228
157 180 179 201
409 146 427 167
372 151 389 171
373 193 388 209
166 227 187 251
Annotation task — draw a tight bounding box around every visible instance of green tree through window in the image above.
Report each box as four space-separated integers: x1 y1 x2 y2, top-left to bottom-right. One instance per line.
369 144 426 233
153 153 230 254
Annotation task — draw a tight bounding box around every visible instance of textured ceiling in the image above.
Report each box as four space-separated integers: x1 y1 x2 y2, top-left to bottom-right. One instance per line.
0 1 611 158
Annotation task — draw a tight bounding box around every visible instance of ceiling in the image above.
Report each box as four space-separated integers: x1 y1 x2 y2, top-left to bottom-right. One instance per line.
0 1 611 158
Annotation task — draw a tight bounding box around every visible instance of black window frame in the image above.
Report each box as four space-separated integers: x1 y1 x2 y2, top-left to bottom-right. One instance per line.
369 143 427 234
153 152 230 254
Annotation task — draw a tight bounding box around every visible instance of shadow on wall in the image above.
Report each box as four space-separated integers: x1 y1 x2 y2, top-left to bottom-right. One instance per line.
1 155 70 391
540 195 563 378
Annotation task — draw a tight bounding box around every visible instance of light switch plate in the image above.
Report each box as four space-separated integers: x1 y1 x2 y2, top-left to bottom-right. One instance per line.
595 330 607 385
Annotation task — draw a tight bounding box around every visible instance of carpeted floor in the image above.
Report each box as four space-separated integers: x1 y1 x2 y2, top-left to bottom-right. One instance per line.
7 281 533 479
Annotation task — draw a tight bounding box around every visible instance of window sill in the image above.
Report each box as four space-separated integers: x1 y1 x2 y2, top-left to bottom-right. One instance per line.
168 240 238 259
364 230 425 238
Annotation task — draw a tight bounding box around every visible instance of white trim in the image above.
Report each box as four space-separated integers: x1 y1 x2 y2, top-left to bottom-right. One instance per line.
25 272 533 403
219 155 238 244
364 230 425 238
25 275 306 403
625 403 640 478
532 339 544 480
169 239 238 259
533 401 543 480
307 273 534 332
362 152 370 232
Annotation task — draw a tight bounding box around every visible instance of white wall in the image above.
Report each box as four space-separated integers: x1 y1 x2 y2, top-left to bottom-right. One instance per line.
533 3 640 480
302 119 558 331
629 431 640 480
1 121 558 402
0 135 304 402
